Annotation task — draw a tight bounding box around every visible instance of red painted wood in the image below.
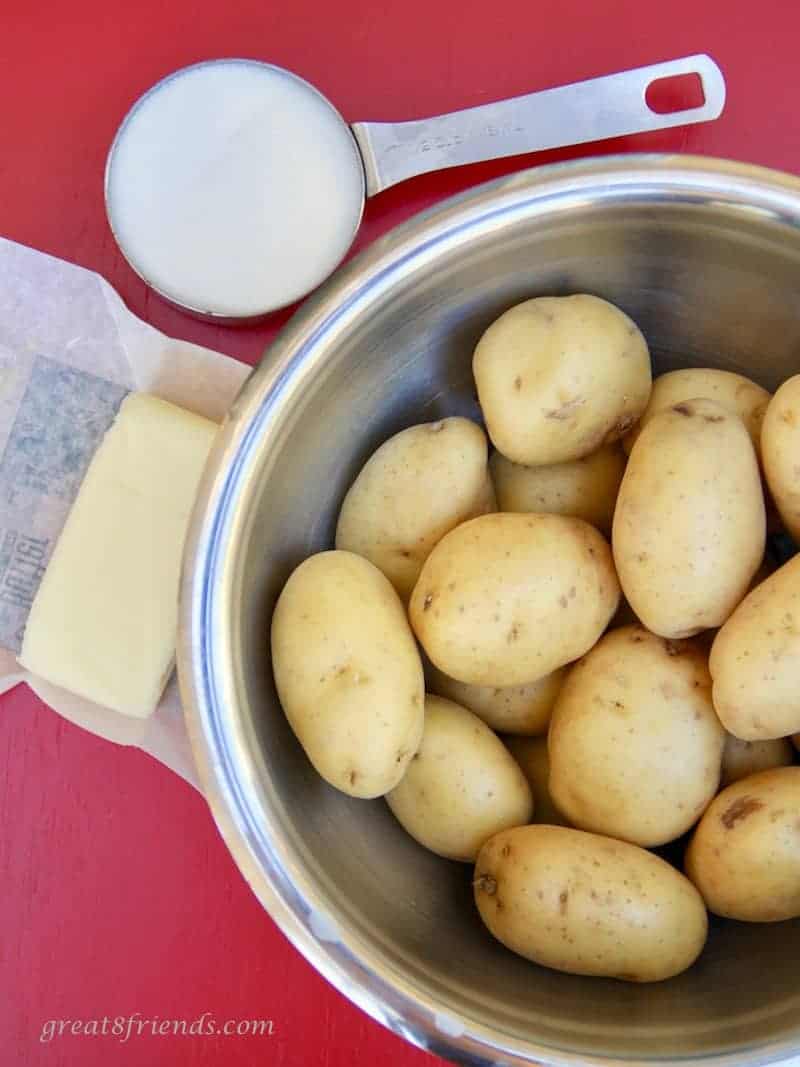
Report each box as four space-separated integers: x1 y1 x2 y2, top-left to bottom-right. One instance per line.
1 3 798 1064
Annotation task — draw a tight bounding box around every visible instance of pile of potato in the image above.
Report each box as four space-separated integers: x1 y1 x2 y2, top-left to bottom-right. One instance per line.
271 293 800 984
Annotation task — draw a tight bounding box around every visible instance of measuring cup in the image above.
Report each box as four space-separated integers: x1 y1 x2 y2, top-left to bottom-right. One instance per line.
105 54 725 322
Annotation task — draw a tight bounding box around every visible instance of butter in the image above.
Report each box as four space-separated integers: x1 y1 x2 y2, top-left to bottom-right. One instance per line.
19 393 217 718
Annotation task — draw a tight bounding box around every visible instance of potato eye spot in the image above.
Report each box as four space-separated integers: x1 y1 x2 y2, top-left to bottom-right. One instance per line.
473 874 497 896
609 414 636 438
721 795 764 829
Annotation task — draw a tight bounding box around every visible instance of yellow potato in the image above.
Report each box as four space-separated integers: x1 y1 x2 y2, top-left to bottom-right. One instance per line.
720 734 794 786
474 825 707 982
761 374 800 543
709 554 800 740
271 551 424 798
504 735 569 825
489 444 626 535
685 766 800 921
548 627 724 846
335 417 491 601
473 294 651 466
613 399 765 638
427 662 565 736
409 513 619 687
386 696 532 862
623 368 770 458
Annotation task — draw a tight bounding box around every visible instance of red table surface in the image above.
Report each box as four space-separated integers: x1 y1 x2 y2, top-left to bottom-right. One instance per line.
2 3 798 1065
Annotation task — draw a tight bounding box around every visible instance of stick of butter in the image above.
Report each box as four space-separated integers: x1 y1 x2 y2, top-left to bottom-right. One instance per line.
19 393 217 718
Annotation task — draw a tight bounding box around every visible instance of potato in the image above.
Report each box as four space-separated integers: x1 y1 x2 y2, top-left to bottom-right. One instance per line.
720 734 794 786
409 513 619 687
271 550 424 798
335 417 492 601
490 444 626 535
386 696 532 861
427 662 565 736
623 368 770 458
761 374 800 543
685 766 800 921
548 627 724 846
473 294 651 466
613 399 766 638
504 735 569 825
709 554 800 740
474 825 707 982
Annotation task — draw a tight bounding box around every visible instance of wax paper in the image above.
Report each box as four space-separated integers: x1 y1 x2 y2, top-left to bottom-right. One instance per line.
0 237 250 787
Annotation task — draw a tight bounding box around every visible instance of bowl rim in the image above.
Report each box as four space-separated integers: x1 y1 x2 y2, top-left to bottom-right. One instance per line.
178 152 800 1067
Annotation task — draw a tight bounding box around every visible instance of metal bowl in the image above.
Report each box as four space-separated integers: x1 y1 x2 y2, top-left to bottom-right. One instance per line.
179 155 800 1066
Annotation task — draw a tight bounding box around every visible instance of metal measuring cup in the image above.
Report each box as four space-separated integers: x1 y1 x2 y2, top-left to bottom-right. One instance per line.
105 54 724 322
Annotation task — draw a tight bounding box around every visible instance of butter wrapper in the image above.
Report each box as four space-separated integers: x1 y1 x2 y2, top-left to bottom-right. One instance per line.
0 237 250 787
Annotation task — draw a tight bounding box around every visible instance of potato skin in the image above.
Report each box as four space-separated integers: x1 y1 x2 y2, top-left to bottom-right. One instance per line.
623 368 770 458
504 735 570 825
490 444 626 535
335 417 491 601
709 554 800 740
427 663 565 736
685 767 800 921
271 551 424 798
473 295 651 466
612 398 766 638
409 513 619 687
386 696 532 862
548 626 724 846
720 734 794 787
474 825 707 982
762 374 800 543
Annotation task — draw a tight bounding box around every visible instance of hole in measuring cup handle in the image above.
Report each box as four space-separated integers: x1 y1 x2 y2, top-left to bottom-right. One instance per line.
646 72 706 115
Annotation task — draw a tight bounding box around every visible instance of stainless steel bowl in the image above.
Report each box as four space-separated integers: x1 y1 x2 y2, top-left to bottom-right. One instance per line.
179 155 800 1067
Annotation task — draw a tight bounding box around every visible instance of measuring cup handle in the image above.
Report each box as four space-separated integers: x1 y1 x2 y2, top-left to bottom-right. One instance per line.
351 54 725 196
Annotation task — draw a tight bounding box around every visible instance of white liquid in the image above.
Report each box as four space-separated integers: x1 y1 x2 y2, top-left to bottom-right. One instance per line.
106 60 365 317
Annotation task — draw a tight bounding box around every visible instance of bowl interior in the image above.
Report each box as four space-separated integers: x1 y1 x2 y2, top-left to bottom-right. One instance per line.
202 162 800 1064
